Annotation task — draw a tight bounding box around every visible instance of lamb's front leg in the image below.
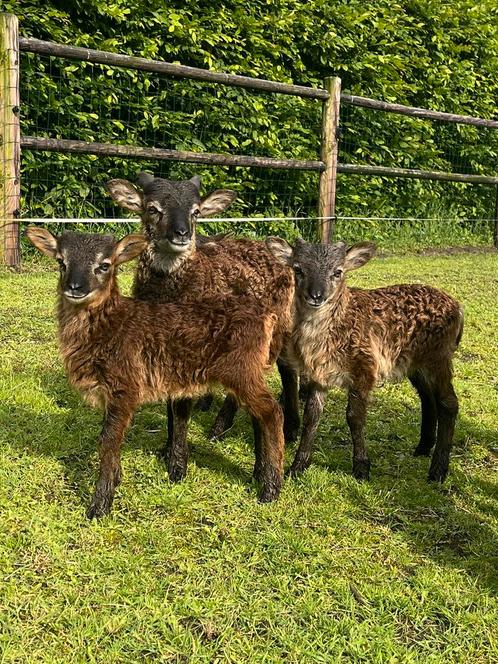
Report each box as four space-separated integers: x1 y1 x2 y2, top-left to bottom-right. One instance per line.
288 385 326 476
87 395 135 519
167 397 193 482
346 385 372 480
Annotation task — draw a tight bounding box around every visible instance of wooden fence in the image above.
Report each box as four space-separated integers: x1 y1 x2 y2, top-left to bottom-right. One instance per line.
2 11 498 267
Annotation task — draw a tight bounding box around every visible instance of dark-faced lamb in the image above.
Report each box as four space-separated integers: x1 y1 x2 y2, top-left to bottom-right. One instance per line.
105 173 299 473
266 237 463 482
27 227 286 518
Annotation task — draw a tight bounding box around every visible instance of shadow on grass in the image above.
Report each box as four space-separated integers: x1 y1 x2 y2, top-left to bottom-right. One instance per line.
298 387 498 596
3 368 498 595
2 370 255 504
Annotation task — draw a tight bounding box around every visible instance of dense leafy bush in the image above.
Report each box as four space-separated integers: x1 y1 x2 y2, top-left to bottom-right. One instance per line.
3 0 498 246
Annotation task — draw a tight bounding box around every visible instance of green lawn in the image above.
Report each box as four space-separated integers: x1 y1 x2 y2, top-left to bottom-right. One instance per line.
1 251 497 663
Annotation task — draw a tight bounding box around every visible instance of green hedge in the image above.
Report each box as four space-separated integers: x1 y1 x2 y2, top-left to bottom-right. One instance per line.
4 0 498 246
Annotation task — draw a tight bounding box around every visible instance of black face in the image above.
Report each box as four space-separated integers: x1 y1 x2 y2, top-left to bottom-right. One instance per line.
140 178 200 253
56 232 116 302
106 174 236 257
291 241 347 308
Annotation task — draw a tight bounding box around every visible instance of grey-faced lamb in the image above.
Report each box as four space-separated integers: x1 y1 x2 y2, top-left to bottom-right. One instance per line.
27 227 285 518
266 237 463 482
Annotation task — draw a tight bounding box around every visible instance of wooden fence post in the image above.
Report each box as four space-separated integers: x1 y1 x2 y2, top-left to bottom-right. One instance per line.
0 13 21 269
494 185 498 249
318 76 341 243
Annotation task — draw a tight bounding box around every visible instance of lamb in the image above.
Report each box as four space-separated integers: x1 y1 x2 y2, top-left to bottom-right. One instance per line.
26 227 285 518
266 237 463 482
105 173 299 472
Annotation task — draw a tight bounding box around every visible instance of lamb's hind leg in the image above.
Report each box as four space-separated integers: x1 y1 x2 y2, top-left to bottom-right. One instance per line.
209 393 238 441
429 368 458 483
288 385 326 476
251 416 263 482
87 394 135 519
409 370 438 457
277 358 300 444
196 393 214 412
211 359 300 444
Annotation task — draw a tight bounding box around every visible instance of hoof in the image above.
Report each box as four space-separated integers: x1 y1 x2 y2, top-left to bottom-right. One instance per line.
353 458 371 480
284 421 300 445
86 495 113 520
209 417 234 441
428 464 448 483
413 443 433 457
257 467 282 503
168 465 187 483
258 485 281 503
285 458 310 478
209 424 228 442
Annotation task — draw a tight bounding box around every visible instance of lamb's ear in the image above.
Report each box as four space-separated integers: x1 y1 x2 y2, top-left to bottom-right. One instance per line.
265 236 293 265
343 241 376 272
199 189 236 217
105 179 144 213
26 227 58 258
114 234 148 265
190 175 201 191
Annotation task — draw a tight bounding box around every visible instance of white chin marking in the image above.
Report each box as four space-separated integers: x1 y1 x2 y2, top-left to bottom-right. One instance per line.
64 291 95 304
167 241 191 253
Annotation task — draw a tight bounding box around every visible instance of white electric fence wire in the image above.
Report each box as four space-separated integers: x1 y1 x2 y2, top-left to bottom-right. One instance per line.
15 216 497 224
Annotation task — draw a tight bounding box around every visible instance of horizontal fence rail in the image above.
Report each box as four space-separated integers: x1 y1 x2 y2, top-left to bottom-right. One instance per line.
20 39 498 129
337 163 498 185
22 137 498 185
19 37 329 100
20 137 324 171
341 94 498 129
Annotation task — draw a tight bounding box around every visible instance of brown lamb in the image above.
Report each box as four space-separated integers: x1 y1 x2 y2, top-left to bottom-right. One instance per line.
105 173 299 482
26 227 285 518
266 237 463 482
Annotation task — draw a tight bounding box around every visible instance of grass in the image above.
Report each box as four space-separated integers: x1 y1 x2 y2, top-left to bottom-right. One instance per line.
1 251 498 663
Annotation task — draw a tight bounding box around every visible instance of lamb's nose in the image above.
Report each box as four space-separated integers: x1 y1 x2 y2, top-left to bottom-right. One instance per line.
310 289 323 302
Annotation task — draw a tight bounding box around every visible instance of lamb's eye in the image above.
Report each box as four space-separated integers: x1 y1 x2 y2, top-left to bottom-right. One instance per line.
192 208 200 218
334 269 343 278
57 258 66 271
147 206 159 215
94 263 110 275
293 264 303 276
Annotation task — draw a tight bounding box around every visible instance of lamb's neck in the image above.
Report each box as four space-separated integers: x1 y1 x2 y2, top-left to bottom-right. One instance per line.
295 285 351 333
57 282 122 349
145 240 196 275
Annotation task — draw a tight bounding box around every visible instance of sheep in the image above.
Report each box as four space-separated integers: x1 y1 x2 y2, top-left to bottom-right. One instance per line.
266 237 463 482
26 227 286 518
105 173 299 473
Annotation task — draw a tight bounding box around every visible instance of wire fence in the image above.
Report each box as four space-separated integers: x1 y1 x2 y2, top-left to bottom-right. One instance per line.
1 13 498 267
